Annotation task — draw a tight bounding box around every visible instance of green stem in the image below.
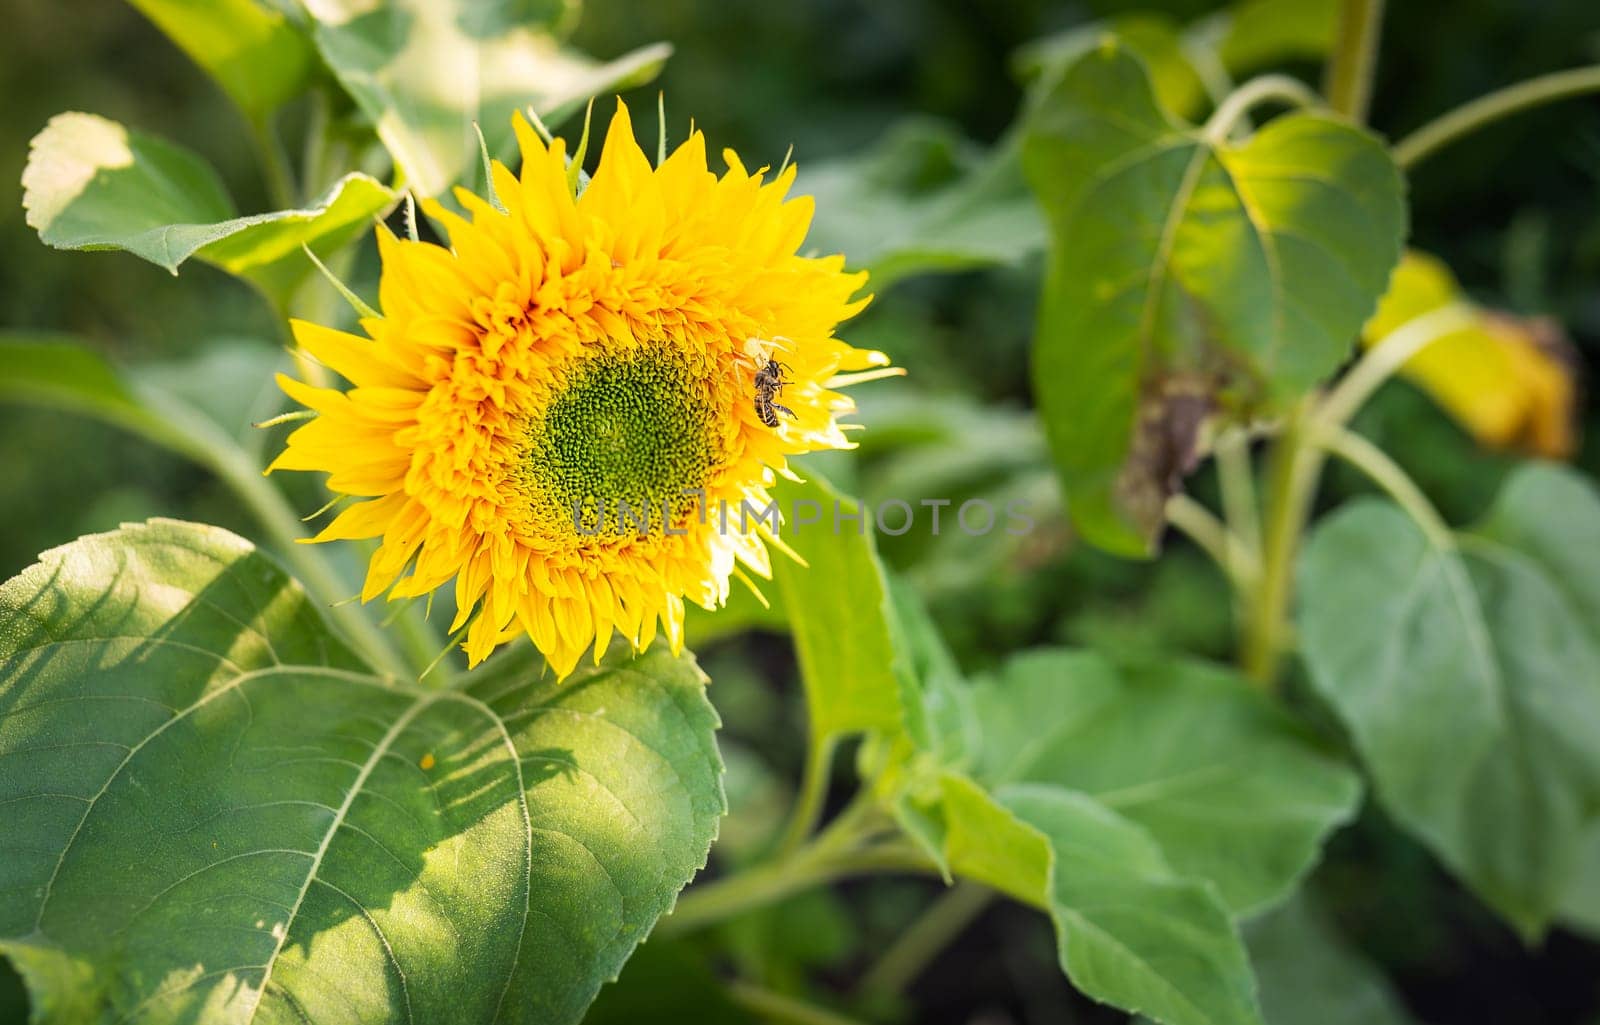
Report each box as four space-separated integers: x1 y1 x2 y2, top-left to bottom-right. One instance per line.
858 882 993 996
662 801 934 938
1312 424 1454 549
1166 494 1258 589
250 114 299 210
141 392 413 679
393 600 450 682
1316 304 1476 428
1204 74 1323 143
1395 64 1600 170
1240 403 1325 689
775 732 838 856
724 981 869 1025
1324 0 1386 122
1216 429 1262 559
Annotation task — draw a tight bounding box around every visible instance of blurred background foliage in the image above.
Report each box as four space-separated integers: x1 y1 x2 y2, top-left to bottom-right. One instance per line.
3 1 1599 1022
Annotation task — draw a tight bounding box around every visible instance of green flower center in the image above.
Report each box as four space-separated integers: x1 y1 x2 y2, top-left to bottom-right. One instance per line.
523 348 722 537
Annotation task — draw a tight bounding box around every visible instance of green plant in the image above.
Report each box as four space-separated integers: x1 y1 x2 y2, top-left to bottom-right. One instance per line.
4 1 1599 1023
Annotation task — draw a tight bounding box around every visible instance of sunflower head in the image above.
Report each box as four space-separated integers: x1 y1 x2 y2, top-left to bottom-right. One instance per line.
269 101 890 676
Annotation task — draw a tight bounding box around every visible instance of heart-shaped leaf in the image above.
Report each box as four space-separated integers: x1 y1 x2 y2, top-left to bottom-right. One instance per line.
1022 45 1405 554
0 520 723 1024
23 113 395 307
1298 464 1600 936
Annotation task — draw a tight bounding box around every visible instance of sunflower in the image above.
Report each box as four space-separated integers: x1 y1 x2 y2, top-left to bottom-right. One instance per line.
268 101 889 676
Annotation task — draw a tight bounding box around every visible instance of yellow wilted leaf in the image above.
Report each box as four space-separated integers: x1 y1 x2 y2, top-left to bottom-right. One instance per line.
1363 250 1578 458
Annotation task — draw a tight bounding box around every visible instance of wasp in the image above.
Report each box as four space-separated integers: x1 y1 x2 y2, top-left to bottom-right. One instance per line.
752 357 795 428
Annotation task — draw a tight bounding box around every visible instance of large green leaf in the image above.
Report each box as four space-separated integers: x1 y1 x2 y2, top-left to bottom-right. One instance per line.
1242 896 1414 1025
934 775 1262 1025
798 120 1046 289
0 520 724 1024
1016 15 1208 118
1022 45 1404 554
770 474 906 740
1211 0 1341 76
22 112 395 306
306 0 669 197
1298 464 1600 937
128 0 315 119
965 650 1360 914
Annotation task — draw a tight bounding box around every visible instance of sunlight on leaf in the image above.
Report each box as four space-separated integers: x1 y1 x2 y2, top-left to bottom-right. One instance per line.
128 0 316 119
0 521 724 1024
22 113 395 307
1022 45 1405 555
1017 15 1208 118
305 0 669 197
770 474 907 740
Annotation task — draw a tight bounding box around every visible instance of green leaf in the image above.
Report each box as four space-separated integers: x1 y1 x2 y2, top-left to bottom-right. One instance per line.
1243 896 1415 1025
1016 15 1209 119
127 0 316 119
1298 464 1600 937
306 0 670 197
936 775 1262 1025
798 119 1046 289
964 650 1360 914
0 335 290 475
1022 45 1405 554
0 520 724 1024
1211 0 1341 76
23 112 396 306
771 474 906 740
0 334 191 454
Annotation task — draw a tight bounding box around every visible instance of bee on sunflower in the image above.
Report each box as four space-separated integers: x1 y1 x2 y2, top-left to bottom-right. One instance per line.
268 100 893 677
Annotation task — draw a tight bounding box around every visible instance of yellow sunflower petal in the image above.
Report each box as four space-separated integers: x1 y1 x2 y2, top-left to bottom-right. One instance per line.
270 102 884 677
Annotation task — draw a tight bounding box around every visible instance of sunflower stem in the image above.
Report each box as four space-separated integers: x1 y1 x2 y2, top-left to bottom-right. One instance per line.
775 731 838 856
1312 424 1454 549
857 881 994 997
143 392 413 678
723 982 869 1025
660 833 936 937
1240 400 1325 691
1394 64 1600 170
1324 0 1386 122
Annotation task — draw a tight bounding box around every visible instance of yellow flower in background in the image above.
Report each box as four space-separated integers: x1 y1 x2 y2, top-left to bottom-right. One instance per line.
1362 250 1577 458
269 101 888 675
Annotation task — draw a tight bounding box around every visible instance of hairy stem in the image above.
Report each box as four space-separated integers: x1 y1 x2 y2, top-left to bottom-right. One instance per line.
1324 0 1386 122
1396 64 1600 170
